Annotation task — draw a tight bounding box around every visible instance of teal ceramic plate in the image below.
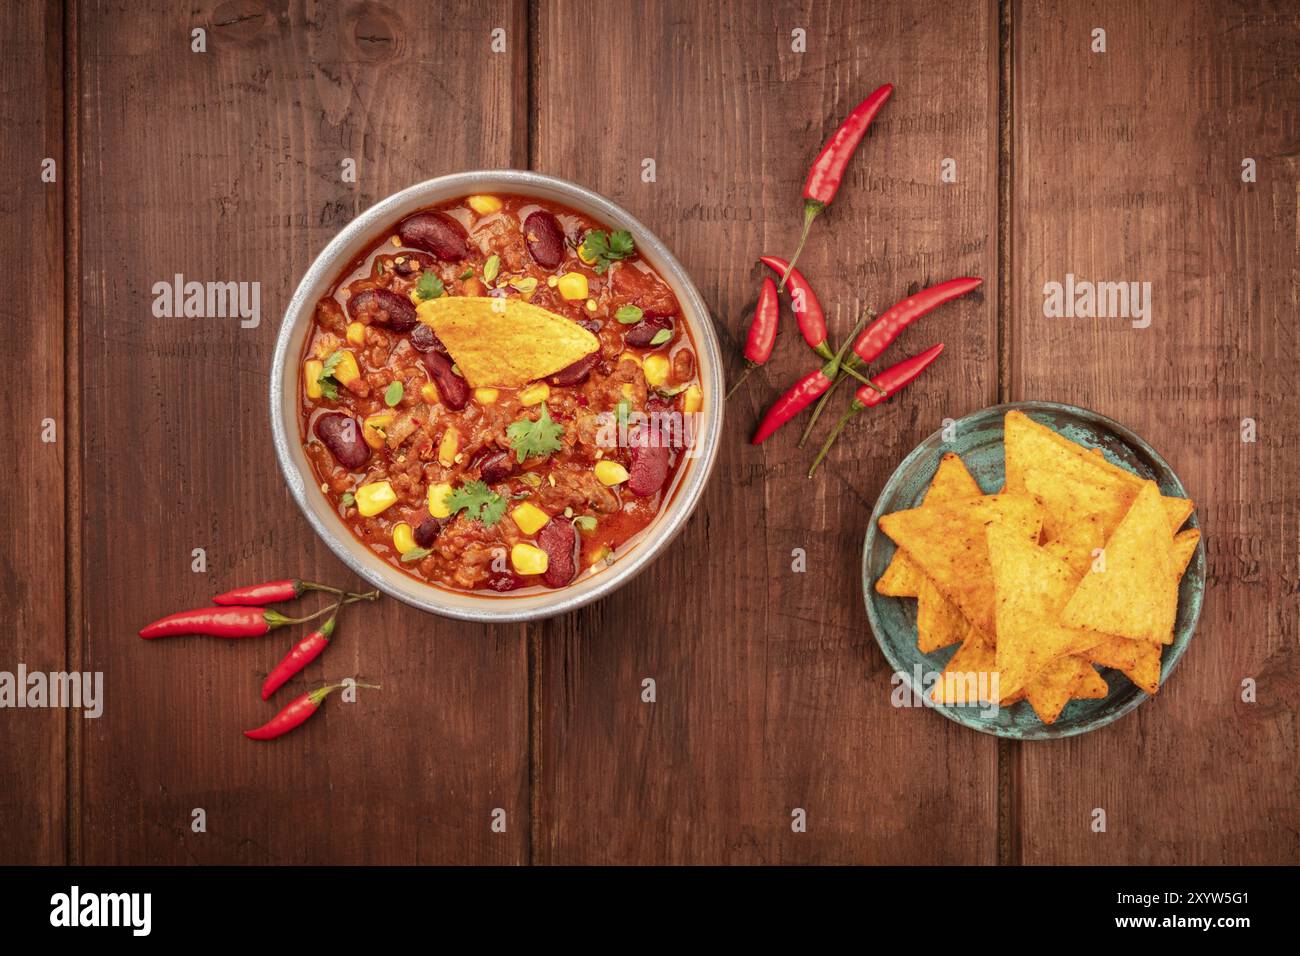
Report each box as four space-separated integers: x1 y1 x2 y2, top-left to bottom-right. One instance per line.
862 401 1204 739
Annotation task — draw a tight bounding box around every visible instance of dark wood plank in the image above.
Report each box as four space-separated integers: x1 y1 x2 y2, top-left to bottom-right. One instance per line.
75 0 529 864
0 0 67 865
533 0 998 863
1010 0 1300 863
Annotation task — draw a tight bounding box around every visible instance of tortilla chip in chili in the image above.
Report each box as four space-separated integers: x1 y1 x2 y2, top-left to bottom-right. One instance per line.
417 296 599 388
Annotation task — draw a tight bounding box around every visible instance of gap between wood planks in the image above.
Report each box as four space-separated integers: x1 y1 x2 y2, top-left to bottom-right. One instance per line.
995 0 1022 867
63 0 84 867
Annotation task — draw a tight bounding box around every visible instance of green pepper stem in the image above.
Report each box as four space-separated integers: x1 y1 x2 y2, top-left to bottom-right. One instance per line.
777 201 823 293
797 358 853 448
724 363 756 400
267 591 378 629
808 401 865 477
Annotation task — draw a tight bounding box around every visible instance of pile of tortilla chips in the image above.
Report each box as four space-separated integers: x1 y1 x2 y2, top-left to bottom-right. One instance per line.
877 411 1198 724
417 297 599 389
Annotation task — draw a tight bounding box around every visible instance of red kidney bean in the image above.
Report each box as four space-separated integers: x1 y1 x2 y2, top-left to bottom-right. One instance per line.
313 413 371 470
537 519 577 589
413 517 446 548
391 251 436 276
549 352 599 387
422 351 468 410
478 449 516 484
487 570 525 592
626 426 670 497
625 315 673 348
410 323 447 354
347 288 418 333
398 211 469 262
523 211 565 268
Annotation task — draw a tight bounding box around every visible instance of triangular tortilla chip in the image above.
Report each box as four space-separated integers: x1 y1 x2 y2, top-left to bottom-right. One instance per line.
1073 664 1109 699
1004 411 1192 539
417 297 599 388
1061 482 1177 644
880 494 1042 637
1082 526 1199 695
877 453 982 598
930 626 1000 705
1025 656 1091 723
987 524 1101 698
916 578 969 653
1043 515 1105 582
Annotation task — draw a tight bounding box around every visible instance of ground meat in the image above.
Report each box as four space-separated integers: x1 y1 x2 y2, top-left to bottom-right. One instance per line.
315 298 347 335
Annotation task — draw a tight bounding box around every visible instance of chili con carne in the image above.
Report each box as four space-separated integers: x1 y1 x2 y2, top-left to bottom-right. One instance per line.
808 343 946 476
779 83 894 290
725 277 780 399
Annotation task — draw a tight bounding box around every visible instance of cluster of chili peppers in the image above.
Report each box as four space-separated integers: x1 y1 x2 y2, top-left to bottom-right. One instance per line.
727 83 984 475
139 577 382 740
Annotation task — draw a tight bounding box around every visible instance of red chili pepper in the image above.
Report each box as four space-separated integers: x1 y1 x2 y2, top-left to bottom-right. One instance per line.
261 612 337 700
851 276 982 364
725 277 780 399
138 591 374 639
780 83 894 290
244 681 380 741
808 343 945 476
759 255 832 360
212 578 360 606
750 311 871 444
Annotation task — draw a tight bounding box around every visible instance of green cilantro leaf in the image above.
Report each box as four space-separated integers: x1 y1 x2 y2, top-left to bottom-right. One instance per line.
615 304 643 324
507 404 565 464
340 491 355 508
384 380 404 406
400 546 432 563
648 328 672 346
483 254 501 284
581 229 635 274
445 480 506 527
573 515 597 533
317 350 343 400
415 271 444 301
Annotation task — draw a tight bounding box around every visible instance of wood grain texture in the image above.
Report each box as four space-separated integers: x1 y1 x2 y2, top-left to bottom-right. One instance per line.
74 0 529 864
1009 0 1300 863
531 0 999 864
0 0 67 865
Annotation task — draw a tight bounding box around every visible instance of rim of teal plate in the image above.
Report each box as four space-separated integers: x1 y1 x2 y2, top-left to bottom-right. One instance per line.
861 400 1205 740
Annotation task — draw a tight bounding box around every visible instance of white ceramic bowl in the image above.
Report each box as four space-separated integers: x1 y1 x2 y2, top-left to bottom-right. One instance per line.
270 171 724 622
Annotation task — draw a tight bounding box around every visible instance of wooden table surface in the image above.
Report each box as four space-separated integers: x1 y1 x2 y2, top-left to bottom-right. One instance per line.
3 0 1296 865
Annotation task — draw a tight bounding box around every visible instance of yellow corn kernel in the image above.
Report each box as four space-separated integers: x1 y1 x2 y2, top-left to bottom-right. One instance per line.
304 360 324 399
577 242 597 265
438 427 460 467
589 544 612 567
428 482 453 518
620 382 634 399
335 350 361 386
518 382 550 406
355 480 397 517
682 384 703 414
420 382 440 403
392 522 416 555
595 460 629 486
510 543 549 576
474 387 500 405
619 353 642 369
556 272 589 301
467 194 502 215
362 411 395 450
511 502 550 536
346 321 366 346
642 354 670 387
